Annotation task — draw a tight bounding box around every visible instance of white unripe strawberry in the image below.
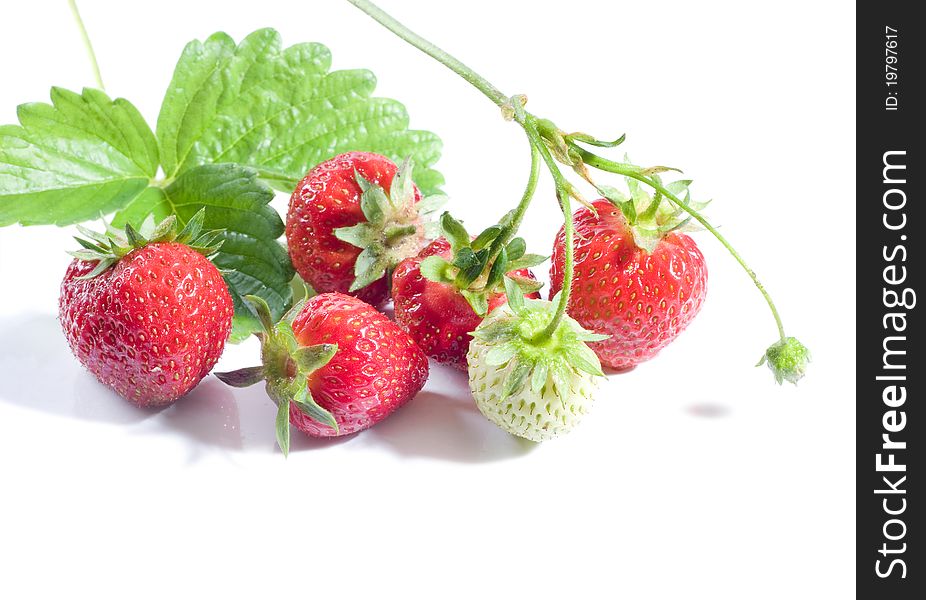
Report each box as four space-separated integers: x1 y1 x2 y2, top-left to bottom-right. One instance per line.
466 279 607 442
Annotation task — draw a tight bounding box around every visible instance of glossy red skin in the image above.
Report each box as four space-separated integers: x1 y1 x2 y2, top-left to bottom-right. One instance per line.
59 243 233 407
290 293 429 437
392 238 540 370
549 201 708 370
286 151 422 307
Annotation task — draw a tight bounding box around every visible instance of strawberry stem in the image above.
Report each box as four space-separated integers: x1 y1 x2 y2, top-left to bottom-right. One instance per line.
348 0 579 342
486 143 540 260
349 0 806 379
347 0 507 107
572 146 788 342
67 0 105 91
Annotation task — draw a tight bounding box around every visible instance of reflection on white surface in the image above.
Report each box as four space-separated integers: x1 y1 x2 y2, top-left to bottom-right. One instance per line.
0 313 534 462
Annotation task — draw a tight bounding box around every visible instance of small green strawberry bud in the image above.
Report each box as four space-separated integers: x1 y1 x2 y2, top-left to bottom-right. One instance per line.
758 337 811 385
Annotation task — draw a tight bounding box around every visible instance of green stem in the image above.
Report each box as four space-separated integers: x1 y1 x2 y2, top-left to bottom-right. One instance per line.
574 146 787 341
347 0 574 332
523 120 574 342
67 0 105 91
489 143 540 256
346 0 507 106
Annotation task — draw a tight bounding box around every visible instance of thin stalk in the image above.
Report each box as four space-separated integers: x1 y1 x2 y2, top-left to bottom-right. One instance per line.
347 0 507 106
489 143 540 256
522 120 575 342
67 0 105 90
574 146 787 341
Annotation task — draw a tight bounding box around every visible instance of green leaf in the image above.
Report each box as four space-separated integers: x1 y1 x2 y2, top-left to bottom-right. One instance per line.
156 29 444 194
0 87 158 226
113 164 294 337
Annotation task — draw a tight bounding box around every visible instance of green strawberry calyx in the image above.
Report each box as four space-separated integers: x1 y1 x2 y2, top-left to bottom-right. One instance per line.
592 158 711 254
758 337 811 385
214 295 339 457
471 277 608 403
418 212 546 316
334 158 447 293
68 208 223 279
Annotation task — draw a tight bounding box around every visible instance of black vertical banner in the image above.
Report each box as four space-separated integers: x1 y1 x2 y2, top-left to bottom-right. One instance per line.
857 2 922 597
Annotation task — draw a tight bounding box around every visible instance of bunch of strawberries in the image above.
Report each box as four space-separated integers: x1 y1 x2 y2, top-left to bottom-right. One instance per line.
60 150 728 452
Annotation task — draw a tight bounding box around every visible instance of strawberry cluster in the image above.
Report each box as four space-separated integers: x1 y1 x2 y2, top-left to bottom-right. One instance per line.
7 1 808 454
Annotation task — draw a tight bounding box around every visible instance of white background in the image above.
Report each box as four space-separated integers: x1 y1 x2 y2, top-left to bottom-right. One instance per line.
0 1 855 598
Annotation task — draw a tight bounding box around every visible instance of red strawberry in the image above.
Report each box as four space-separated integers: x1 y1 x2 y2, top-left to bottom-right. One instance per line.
285 152 444 306
549 199 707 370
59 212 233 407
393 237 540 369
216 293 428 454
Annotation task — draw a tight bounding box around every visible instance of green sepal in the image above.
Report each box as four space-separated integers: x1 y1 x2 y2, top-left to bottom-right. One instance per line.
68 208 222 279
461 289 490 318
472 225 502 251
440 212 470 253
507 253 548 271
77 258 116 280
357 172 390 225
333 159 441 293
485 342 519 366
469 296 608 406
276 397 291 458
124 223 146 249
484 247 508 292
598 157 710 254
508 274 543 296
349 247 389 292
415 193 449 217
244 295 275 334
453 248 489 288
293 384 339 434
566 131 626 148
530 360 550 394
391 157 416 208
505 237 526 261
293 344 338 373
213 366 266 388
501 358 532 400
273 321 300 354
549 360 572 405
217 297 344 453
419 255 455 284
503 276 526 315
333 222 373 248
562 342 605 377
